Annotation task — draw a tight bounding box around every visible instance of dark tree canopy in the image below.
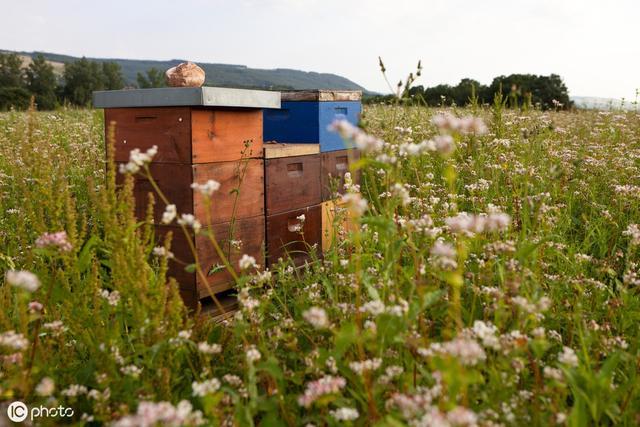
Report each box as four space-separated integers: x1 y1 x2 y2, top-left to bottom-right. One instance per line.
62 57 105 106
102 62 125 91
0 53 30 110
25 54 58 110
137 68 166 88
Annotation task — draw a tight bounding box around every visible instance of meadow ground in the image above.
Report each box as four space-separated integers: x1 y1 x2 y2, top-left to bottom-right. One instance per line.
1 103 640 426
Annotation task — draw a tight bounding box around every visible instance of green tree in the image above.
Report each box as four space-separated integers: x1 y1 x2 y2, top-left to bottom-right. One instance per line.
62 57 104 106
102 61 125 90
488 74 572 110
0 52 30 110
25 54 58 110
137 67 166 88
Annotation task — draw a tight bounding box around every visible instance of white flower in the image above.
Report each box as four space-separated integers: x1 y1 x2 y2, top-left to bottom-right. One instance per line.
246 345 261 363
340 193 368 217
152 247 174 259
35 377 55 396
191 179 221 196
161 204 177 224
198 342 222 354
0 330 29 350
5 270 41 292
177 214 201 233
119 146 157 174
330 407 359 421
558 346 579 367
238 254 258 270
192 378 221 397
349 358 382 374
120 365 143 378
99 289 121 306
302 307 329 329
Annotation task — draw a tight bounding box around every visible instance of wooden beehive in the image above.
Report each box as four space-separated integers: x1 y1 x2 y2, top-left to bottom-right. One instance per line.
263 90 362 152
320 149 361 201
95 87 280 308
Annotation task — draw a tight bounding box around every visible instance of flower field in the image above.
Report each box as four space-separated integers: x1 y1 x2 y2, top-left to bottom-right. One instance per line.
1 102 640 426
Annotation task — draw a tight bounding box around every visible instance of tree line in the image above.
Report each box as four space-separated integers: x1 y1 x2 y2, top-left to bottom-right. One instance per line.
365 74 573 110
0 52 167 110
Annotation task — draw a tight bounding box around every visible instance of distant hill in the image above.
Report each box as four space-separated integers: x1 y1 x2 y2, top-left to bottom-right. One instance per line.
572 96 638 111
6 50 367 92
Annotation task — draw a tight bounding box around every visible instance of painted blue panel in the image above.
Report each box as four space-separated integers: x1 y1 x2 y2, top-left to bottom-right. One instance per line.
318 101 362 152
263 101 319 143
263 100 362 151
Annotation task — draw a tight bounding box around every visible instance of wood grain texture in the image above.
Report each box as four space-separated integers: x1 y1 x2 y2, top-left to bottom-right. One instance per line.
321 200 356 251
263 143 319 159
321 149 361 201
193 159 265 224
116 162 194 222
106 107 192 164
266 204 322 266
280 90 363 102
191 108 263 163
265 154 321 215
196 215 265 298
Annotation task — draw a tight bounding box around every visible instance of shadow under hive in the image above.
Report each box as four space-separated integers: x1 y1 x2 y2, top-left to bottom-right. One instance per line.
94 87 280 308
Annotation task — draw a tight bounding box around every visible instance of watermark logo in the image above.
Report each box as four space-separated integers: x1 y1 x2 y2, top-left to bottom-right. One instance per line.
6 401 74 422
7 401 28 422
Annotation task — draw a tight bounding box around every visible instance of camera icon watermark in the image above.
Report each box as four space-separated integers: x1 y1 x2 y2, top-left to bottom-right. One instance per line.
6 400 74 423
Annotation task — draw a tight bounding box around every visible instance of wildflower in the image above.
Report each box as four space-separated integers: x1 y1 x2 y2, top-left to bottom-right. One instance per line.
472 320 500 350
28 301 43 312
392 183 411 206
177 214 201 233
543 366 564 381
99 289 121 306
120 365 143 378
35 231 73 252
61 384 88 397
623 224 640 246
43 320 66 334
429 240 458 270
197 342 222 355
360 300 386 316
239 254 257 270
118 145 158 174
340 193 368 217
192 378 221 397
349 358 382 374
112 400 204 427
424 338 486 366
191 179 221 196
330 407 359 421
298 375 347 408
246 345 261 363
328 119 384 153
152 247 174 259
161 204 177 224
558 346 579 367
0 331 29 350
302 307 329 329
5 270 41 292
35 377 55 396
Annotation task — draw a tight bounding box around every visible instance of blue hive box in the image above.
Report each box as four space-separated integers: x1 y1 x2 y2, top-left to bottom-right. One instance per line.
263 90 362 152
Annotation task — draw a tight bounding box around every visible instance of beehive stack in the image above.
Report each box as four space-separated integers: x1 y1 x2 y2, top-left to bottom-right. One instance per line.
263 90 362 262
94 87 280 308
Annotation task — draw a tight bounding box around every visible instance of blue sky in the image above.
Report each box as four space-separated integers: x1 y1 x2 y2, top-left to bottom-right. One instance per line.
2 0 639 99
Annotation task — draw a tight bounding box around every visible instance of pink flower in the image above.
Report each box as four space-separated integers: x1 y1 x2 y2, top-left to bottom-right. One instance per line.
298 375 347 408
35 231 72 252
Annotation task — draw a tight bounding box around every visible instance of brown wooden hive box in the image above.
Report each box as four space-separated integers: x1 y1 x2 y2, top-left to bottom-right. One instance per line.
320 148 361 201
265 153 322 216
265 204 322 267
105 107 264 164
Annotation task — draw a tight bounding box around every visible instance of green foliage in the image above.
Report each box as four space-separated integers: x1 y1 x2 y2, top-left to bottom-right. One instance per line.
137 67 166 88
102 61 125 90
0 53 29 111
25 54 58 110
62 57 105 106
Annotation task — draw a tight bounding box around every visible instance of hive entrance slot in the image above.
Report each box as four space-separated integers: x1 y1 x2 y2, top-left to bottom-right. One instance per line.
287 162 303 178
134 115 158 123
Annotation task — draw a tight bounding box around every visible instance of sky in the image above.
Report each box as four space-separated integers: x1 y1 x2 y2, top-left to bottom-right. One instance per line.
1 0 639 99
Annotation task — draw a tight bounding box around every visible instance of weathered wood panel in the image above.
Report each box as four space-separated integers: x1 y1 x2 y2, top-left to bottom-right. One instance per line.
265 154 321 215
105 107 192 164
280 90 362 102
191 108 263 163
263 143 319 159
265 204 322 266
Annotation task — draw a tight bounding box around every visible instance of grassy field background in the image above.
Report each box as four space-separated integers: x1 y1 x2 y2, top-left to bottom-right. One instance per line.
1 103 640 425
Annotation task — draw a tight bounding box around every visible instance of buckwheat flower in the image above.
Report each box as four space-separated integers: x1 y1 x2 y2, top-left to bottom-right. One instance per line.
239 254 257 270
472 320 500 350
177 214 201 233
100 289 121 306
223 374 244 387
191 179 221 196
427 338 486 366
43 320 66 333
28 301 43 312
296 214 306 222
486 212 511 232
35 377 55 396
0 330 29 350
558 346 579 367
330 407 359 421
246 345 261 363
61 384 88 397
429 240 458 270
192 378 221 397
5 270 41 292
360 300 386 316
328 120 384 153
120 365 143 378
119 146 158 174
197 342 222 355
349 358 382 374
302 307 329 329
340 192 368 217
543 366 564 381
447 406 478 426
161 204 177 224
112 400 204 427
35 231 73 252
623 224 640 246
297 375 347 408
392 183 411 206
152 247 174 259
178 330 192 340
433 134 455 155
